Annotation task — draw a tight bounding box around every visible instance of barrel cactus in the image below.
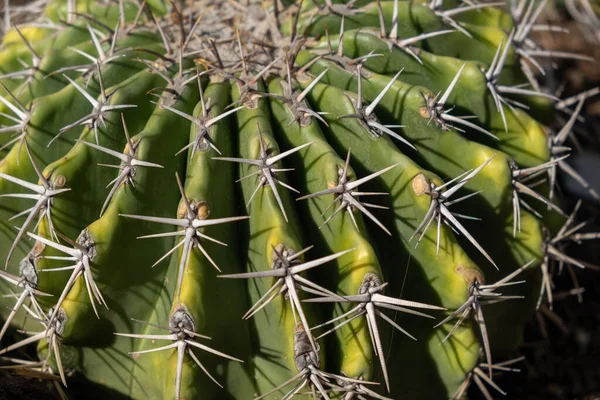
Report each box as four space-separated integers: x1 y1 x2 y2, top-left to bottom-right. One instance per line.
0 0 597 399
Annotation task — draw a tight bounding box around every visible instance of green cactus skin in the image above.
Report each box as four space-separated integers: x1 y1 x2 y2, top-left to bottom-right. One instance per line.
268 76 379 383
231 80 311 398
0 1 597 400
304 81 481 397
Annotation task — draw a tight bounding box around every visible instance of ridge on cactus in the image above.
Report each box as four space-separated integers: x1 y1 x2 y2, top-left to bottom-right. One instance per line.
0 0 598 399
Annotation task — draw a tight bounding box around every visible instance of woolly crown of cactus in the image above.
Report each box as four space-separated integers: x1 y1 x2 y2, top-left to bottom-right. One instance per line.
0 0 598 399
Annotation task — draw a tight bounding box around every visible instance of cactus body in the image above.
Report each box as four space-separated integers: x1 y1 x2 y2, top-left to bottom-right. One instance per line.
0 1 597 399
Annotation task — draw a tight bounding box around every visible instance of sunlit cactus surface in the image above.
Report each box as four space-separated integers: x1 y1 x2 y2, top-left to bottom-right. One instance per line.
0 0 598 399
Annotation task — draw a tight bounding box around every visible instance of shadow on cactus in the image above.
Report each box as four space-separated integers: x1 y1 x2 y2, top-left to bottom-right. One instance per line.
0 0 598 399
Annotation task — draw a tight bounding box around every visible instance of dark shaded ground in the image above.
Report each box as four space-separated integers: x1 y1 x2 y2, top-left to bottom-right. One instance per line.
0 370 57 400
